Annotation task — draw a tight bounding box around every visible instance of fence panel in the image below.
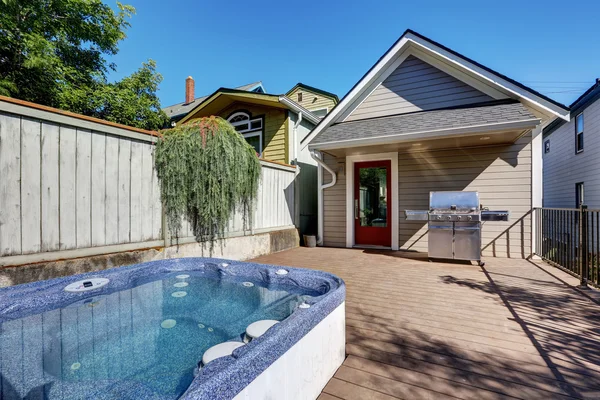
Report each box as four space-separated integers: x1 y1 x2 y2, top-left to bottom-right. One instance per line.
534 206 600 287
0 98 297 266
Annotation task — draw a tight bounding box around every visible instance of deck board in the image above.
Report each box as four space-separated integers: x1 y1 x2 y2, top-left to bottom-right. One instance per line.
253 247 600 399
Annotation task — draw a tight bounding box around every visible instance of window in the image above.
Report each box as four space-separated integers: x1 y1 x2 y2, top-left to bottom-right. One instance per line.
576 182 585 207
575 113 584 153
227 111 263 156
544 140 550 154
311 108 328 119
297 92 302 102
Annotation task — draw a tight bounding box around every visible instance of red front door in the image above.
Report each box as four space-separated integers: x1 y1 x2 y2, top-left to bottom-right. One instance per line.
354 160 392 247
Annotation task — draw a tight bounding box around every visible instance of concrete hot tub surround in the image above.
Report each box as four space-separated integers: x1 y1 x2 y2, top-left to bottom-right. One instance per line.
0 258 346 400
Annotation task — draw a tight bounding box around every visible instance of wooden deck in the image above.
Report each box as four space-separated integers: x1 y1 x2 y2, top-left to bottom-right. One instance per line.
252 247 600 400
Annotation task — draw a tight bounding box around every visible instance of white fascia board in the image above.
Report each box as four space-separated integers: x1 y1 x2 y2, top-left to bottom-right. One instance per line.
404 32 569 121
308 118 540 151
300 38 412 151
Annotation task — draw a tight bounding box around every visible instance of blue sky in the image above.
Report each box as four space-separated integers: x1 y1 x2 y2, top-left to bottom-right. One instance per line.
107 0 600 108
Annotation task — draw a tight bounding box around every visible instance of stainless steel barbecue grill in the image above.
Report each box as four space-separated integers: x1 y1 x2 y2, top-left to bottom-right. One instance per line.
404 191 509 266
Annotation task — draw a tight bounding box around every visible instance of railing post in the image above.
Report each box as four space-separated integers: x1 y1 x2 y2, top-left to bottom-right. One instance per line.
580 204 588 287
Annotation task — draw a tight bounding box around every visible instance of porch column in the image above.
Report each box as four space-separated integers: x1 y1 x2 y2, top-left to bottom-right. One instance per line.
531 125 543 258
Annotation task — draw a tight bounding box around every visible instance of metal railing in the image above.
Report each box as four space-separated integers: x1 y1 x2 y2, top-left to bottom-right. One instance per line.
534 206 600 287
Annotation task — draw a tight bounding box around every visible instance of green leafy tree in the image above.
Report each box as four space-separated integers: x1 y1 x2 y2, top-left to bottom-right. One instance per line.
0 0 168 130
60 60 169 130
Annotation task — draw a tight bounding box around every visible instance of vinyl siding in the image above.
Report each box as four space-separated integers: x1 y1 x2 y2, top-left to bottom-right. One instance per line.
346 55 493 122
215 103 289 163
543 98 600 209
288 87 337 114
322 153 346 247
320 134 533 258
399 133 532 258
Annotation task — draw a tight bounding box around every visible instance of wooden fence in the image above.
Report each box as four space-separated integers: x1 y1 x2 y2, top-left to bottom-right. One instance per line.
0 97 295 266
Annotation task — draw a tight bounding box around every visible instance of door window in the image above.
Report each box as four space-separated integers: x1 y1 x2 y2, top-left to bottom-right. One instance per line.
358 167 388 227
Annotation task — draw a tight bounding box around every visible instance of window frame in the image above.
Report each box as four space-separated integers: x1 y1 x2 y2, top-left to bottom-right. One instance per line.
226 111 264 156
576 182 585 208
575 112 584 154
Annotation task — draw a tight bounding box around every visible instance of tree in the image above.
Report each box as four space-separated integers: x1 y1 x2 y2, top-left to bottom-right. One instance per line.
155 117 261 251
0 0 168 130
60 60 169 130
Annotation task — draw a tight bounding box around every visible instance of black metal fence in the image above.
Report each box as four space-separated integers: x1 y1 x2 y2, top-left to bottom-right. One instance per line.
534 206 600 287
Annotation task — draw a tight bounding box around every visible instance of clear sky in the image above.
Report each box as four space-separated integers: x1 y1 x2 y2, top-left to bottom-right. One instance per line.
107 0 600 109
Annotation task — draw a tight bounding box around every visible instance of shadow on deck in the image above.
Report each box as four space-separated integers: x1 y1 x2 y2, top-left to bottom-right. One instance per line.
253 247 600 400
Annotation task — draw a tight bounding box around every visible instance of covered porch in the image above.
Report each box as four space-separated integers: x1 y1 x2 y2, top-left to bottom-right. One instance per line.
253 247 600 399
311 101 542 257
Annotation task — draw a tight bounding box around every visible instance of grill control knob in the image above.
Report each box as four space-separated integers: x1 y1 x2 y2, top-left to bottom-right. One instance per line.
457 216 462 220
468 216 472 221
437 215 442 220
446 216 452 221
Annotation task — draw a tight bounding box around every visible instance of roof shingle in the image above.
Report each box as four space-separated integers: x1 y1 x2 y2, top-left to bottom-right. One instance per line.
310 101 538 145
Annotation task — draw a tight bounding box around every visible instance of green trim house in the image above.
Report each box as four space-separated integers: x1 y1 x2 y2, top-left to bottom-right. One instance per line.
162 78 339 241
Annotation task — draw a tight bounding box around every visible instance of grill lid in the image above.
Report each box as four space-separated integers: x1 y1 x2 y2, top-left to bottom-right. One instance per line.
430 191 480 213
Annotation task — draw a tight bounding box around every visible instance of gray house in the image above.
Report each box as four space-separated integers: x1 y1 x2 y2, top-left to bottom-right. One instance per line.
302 29 569 259
543 79 600 208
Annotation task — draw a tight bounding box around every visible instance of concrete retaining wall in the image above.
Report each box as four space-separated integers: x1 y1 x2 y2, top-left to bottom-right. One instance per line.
0 228 299 287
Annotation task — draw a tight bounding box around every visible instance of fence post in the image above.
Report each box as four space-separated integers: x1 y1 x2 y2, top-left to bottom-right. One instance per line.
580 204 588 287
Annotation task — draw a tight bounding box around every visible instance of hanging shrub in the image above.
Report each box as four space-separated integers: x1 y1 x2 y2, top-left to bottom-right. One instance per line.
154 116 261 250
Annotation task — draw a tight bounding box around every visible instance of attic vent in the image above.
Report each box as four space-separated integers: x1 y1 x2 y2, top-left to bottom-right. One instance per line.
297 92 302 102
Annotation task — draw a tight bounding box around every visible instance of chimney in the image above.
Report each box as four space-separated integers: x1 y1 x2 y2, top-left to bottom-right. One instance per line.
185 76 195 104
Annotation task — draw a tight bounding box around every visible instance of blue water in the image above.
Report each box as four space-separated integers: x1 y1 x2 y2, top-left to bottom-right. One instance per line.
0 272 313 399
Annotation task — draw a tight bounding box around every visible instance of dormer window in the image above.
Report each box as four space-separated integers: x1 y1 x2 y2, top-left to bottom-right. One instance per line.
227 111 263 156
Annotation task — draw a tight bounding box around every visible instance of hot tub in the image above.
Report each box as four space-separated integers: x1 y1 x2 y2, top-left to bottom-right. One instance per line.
0 258 345 400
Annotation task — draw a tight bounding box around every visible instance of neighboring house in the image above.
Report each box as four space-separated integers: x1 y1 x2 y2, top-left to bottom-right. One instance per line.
302 29 569 258
543 79 600 208
286 83 339 119
162 79 338 239
163 78 266 123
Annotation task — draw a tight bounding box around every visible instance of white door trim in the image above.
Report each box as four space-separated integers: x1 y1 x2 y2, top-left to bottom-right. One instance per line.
346 152 399 250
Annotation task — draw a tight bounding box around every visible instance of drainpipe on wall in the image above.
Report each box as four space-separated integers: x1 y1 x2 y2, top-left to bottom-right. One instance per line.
292 112 303 229
310 149 337 246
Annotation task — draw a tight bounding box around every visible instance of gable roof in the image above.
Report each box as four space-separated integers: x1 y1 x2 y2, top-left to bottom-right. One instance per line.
286 83 339 102
176 88 321 125
162 81 265 120
301 29 569 150
543 79 600 137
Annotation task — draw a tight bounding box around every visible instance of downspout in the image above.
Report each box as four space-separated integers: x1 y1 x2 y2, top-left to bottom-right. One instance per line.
292 112 303 229
293 112 303 162
310 149 337 246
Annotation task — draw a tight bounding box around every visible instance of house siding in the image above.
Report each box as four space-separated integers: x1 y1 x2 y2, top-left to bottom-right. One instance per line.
543 97 600 208
288 87 337 114
322 153 346 247
188 102 289 163
346 55 493 122
399 133 532 258
320 134 533 258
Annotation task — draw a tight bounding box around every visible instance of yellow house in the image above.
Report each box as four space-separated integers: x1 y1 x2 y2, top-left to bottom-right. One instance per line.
177 88 317 164
162 79 339 239
286 83 339 119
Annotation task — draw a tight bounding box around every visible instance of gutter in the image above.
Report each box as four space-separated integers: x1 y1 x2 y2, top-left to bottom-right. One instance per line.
310 149 337 246
278 96 321 125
